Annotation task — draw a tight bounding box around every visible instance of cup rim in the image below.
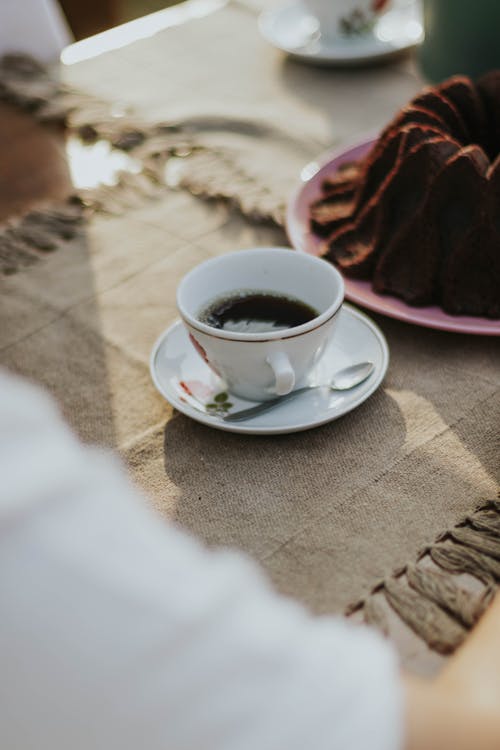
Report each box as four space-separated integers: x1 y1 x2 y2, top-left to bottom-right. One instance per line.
176 247 344 342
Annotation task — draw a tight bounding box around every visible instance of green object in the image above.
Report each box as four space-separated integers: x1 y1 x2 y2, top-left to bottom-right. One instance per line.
419 0 500 82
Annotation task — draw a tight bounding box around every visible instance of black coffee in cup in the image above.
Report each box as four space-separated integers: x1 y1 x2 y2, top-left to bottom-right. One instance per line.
198 290 318 333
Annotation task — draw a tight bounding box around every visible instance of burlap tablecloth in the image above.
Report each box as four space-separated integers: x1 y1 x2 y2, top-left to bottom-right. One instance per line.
0 0 499 674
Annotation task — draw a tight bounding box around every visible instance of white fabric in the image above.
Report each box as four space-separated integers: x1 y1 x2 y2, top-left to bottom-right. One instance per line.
0 370 403 750
0 1 71 62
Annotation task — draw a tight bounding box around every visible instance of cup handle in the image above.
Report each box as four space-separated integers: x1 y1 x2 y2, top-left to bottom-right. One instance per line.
266 351 295 396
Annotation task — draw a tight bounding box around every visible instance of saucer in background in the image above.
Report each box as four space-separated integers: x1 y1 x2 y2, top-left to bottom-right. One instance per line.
258 0 423 66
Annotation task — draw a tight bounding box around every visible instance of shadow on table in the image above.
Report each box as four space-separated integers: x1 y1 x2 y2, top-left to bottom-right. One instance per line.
374 313 500 488
163 386 406 607
163 309 498 617
0 102 116 446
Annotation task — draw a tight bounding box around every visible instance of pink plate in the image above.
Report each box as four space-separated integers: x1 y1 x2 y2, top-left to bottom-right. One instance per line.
286 138 500 336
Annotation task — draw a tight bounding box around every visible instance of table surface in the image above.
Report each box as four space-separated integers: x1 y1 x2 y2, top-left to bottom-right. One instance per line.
1 0 499 676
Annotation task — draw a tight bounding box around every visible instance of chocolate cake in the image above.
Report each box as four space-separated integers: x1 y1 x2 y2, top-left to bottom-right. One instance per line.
309 74 500 318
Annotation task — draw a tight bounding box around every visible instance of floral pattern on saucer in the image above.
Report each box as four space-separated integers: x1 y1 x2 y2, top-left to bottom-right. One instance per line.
178 379 234 416
258 0 423 67
150 307 389 435
339 0 390 35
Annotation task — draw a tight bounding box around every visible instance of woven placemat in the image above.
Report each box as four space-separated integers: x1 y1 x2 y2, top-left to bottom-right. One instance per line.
1 53 499 661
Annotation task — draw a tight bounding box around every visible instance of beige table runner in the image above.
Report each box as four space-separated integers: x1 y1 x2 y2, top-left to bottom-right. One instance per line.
0 1 499 674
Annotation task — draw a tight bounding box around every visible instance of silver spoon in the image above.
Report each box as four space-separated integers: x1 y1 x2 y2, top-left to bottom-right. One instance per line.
222 361 375 422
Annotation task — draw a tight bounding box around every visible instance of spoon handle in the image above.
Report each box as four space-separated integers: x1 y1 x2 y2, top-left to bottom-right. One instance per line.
222 385 322 422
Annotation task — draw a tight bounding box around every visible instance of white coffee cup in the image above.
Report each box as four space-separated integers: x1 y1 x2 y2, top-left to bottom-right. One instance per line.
177 247 344 402
302 0 391 39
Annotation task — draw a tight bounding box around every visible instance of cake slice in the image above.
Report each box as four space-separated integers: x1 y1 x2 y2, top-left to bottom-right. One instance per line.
310 127 409 237
310 188 357 237
439 150 500 318
381 105 448 138
410 88 469 143
476 71 500 160
353 125 446 210
437 147 495 316
323 137 461 278
321 161 361 192
437 76 487 147
373 145 489 306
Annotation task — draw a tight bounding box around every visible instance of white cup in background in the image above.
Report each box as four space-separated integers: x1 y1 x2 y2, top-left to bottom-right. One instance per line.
302 0 391 40
177 247 344 402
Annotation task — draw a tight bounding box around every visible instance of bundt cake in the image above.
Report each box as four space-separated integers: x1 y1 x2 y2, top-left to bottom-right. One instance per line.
309 73 500 318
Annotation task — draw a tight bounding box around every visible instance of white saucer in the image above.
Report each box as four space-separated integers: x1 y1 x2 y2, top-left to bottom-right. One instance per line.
258 0 423 66
150 304 389 435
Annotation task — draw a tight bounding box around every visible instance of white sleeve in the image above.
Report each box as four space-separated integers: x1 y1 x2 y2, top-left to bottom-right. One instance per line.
0 371 403 750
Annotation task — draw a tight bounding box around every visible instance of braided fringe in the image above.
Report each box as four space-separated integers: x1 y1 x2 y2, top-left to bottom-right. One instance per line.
352 499 500 655
0 54 286 230
0 204 84 275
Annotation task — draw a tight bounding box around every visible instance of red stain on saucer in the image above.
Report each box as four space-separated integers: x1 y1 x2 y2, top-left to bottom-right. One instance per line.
179 381 193 396
180 380 214 401
188 333 222 376
189 333 210 364
373 0 389 11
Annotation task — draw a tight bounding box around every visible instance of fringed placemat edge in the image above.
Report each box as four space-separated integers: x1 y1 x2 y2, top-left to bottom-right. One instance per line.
0 53 287 228
348 494 500 655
